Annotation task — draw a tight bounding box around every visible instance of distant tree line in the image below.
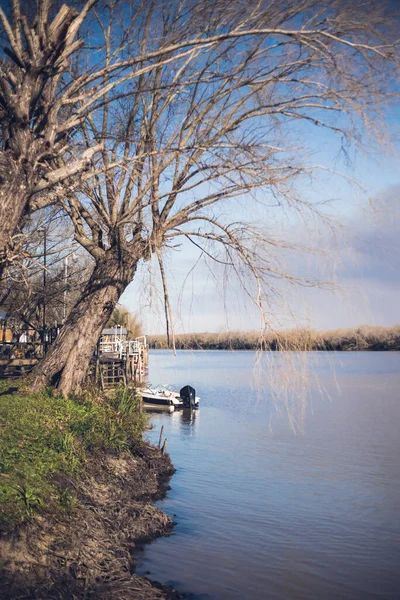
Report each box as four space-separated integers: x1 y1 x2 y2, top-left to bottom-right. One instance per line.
148 325 400 351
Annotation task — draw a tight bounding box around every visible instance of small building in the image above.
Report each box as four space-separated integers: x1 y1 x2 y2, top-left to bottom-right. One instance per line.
100 326 128 343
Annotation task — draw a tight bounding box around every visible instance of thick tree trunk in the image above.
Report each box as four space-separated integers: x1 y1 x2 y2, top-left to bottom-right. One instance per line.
0 158 30 280
31 251 139 396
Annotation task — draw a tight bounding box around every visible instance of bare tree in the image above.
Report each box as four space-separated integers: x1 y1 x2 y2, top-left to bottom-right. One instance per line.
0 0 101 276
0 0 271 276
0 208 91 333
30 0 399 395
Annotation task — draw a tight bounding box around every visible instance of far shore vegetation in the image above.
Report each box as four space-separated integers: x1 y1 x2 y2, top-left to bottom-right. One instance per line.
148 325 400 352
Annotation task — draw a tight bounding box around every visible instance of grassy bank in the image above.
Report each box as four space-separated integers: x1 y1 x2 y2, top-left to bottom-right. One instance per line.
0 381 180 599
0 381 147 531
148 325 400 351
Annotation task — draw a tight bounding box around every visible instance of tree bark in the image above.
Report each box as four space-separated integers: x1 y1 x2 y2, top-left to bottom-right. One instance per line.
0 158 30 280
31 250 139 396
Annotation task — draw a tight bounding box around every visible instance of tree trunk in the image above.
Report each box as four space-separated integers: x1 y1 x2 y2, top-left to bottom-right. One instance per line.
0 158 30 280
31 251 139 396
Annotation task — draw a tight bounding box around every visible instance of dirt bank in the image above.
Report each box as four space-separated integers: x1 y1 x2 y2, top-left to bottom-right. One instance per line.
0 443 182 599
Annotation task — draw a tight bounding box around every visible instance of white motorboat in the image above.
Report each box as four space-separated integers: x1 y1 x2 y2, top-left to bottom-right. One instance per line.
140 385 179 412
140 384 200 411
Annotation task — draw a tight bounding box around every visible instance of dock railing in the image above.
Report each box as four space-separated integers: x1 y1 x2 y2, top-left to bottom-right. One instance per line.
98 336 147 359
99 339 124 359
97 335 148 386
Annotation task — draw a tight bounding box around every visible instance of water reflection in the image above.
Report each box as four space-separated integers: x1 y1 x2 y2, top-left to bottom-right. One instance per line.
147 406 199 438
180 408 197 433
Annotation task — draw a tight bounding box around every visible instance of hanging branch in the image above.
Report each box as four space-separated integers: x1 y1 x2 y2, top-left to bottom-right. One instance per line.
156 246 176 353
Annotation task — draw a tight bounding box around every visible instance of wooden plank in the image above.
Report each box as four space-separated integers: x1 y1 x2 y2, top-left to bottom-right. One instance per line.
0 358 38 366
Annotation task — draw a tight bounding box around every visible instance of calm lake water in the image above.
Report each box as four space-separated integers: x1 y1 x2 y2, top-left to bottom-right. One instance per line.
136 351 400 600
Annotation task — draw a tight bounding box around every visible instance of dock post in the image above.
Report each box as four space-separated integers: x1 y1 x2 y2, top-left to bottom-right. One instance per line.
158 425 164 448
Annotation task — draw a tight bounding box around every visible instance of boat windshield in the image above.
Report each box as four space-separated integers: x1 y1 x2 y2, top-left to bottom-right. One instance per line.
151 385 173 395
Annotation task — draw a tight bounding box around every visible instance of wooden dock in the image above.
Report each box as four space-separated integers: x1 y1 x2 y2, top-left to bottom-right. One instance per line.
95 335 149 389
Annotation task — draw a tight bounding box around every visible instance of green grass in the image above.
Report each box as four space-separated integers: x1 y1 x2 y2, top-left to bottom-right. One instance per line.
0 381 147 531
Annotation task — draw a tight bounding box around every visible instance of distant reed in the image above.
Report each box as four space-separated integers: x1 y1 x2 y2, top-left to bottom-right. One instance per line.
147 325 400 351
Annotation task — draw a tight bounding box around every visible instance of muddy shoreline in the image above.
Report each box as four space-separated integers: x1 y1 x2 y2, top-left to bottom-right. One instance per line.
0 443 184 599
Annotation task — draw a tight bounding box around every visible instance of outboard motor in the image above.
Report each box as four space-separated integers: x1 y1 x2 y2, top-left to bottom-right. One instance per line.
180 385 196 409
